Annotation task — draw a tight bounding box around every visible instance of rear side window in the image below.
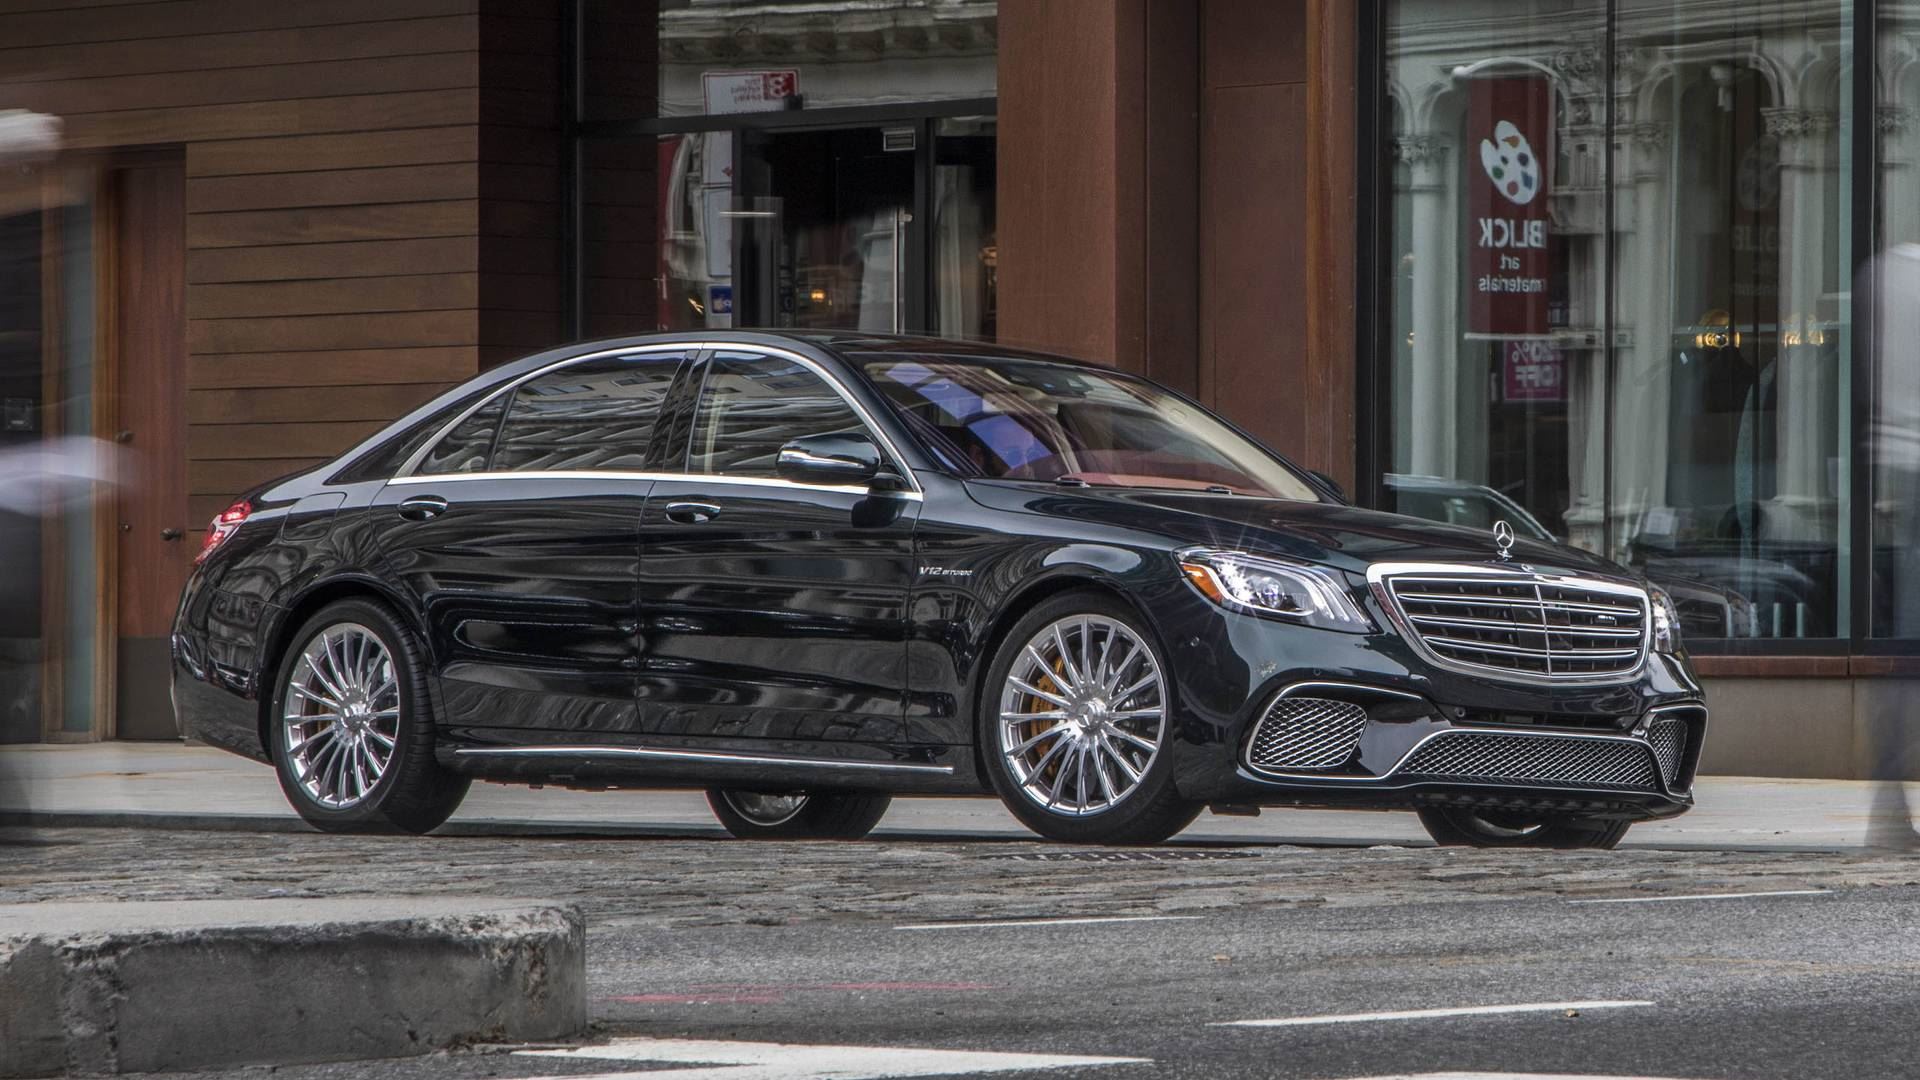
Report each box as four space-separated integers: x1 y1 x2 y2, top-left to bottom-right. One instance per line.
417 398 505 476
491 352 686 473
687 352 867 477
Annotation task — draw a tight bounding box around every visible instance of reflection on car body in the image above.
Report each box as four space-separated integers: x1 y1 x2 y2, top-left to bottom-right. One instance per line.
172 332 1705 847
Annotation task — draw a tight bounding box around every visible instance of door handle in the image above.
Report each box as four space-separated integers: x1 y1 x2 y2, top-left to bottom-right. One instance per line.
665 501 722 524
160 527 183 541
397 494 449 521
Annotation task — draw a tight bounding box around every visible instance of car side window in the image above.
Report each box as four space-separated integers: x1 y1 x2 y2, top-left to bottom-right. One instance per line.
492 353 685 473
687 352 868 478
416 397 505 476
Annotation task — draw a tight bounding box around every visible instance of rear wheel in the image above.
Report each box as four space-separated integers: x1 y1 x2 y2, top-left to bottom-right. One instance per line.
1416 806 1631 849
269 599 469 834
980 591 1201 845
705 789 891 839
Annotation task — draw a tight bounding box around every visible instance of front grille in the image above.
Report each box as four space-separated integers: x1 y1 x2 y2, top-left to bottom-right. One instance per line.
1648 717 1689 788
1382 570 1649 681
1396 730 1660 790
1247 697 1370 772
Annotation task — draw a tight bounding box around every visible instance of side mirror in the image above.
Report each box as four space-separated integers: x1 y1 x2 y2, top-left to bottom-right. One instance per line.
776 433 887 487
1308 469 1347 500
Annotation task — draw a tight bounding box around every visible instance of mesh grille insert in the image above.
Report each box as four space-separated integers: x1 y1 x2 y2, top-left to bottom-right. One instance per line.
1247 697 1370 772
1397 730 1660 790
1648 717 1689 788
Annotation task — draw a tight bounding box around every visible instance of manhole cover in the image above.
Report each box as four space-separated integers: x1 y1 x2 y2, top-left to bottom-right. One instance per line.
981 849 1260 863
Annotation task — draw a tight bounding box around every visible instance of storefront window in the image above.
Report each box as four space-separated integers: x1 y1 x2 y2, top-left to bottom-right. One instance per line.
1381 0 1856 644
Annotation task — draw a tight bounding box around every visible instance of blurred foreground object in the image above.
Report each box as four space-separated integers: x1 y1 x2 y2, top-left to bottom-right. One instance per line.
1868 243 1920 850
0 435 121 516
0 110 60 166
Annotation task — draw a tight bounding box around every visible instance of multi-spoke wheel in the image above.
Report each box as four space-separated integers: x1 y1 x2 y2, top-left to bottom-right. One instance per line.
981 591 1201 844
705 788 892 839
269 599 468 834
1416 807 1631 850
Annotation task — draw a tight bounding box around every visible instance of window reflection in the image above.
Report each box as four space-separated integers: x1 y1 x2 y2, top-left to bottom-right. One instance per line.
1383 0 1855 641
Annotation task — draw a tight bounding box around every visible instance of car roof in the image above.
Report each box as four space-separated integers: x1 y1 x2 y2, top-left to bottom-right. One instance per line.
526 329 1123 375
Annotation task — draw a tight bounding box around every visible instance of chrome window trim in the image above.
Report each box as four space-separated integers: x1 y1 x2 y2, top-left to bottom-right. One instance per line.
453 743 953 774
1364 561 1653 687
396 340 923 494
387 470 923 501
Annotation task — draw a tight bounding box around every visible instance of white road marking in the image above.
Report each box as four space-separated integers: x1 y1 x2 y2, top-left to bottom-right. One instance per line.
1567 889 1831 905
1214 1000 1655 1027
1339 1074 1701 1079
514 1037 1146 1080
895 914 1201 931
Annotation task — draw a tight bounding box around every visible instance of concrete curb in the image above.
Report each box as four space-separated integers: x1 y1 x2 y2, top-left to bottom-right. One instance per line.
0 898 584 1078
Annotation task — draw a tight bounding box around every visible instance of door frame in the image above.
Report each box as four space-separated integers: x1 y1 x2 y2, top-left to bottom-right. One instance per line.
38 147 187 742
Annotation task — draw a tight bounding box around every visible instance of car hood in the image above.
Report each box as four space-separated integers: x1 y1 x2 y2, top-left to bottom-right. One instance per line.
968 482 1631 580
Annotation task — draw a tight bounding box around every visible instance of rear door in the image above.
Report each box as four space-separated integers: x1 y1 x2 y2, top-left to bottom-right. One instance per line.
636 349 922 759
374 347 691 740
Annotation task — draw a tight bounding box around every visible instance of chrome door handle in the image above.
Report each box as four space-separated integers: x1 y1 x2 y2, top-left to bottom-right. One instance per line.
665 501 721 524
397 494 449 521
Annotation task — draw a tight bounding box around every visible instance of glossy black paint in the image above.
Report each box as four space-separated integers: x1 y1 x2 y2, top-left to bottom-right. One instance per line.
171 330 1704 818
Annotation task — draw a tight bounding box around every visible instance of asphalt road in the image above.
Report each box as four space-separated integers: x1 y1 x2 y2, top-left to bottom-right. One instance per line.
9 826 1920 1079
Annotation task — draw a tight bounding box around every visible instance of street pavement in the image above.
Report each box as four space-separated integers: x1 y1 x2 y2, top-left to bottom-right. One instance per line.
8 744 1920 1078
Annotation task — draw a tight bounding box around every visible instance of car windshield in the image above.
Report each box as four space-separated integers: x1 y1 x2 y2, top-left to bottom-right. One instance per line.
861 355 1321 501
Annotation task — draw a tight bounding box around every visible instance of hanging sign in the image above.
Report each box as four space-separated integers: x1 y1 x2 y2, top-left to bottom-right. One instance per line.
1502 339 1565 402
1466 76 1555 337
702 70 799 114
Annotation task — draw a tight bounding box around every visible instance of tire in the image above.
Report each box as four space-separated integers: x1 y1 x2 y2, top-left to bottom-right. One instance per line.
705 789 892 839
268 598 469 834
1416 806 1631 850
979 590 1202 845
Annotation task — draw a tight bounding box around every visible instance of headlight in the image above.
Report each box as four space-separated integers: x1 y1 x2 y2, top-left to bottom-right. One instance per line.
1177 549 1376 633
1650 586 1683 654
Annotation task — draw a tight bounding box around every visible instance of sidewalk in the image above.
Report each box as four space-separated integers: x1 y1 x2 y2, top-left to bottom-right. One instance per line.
0 741 1899 851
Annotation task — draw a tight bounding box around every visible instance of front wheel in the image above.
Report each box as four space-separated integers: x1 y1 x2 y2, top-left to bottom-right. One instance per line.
705 789 892 839
1416 806 1631 849
980 591 1202 845
269 599 469 834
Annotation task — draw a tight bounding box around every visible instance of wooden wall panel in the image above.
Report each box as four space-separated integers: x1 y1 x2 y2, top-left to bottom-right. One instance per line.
5 0 572 515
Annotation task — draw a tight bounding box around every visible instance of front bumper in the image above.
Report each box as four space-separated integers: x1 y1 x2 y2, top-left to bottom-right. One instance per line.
1160 591 1705 820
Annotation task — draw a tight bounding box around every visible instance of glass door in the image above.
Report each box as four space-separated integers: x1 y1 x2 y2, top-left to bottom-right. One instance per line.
732 125 917 331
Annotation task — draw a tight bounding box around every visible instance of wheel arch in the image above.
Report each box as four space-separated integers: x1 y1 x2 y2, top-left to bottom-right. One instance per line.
965 560 1169 786
256 575 433 755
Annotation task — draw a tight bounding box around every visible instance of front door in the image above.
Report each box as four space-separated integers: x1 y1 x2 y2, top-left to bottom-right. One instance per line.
374 349 688 739
637 350 920 759
112 154 190 739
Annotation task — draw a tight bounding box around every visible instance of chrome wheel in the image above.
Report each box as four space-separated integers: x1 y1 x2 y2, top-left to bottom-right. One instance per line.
281 622 400 810
998 615 1166 817
721 791 810 826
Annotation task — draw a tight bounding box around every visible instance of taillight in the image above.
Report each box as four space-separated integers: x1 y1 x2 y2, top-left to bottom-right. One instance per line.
196 498 251 564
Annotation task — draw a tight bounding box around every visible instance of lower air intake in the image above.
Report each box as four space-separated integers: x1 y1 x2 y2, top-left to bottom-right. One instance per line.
1247 697 1370 772
1647 717 1689 789
1397 730 1660 790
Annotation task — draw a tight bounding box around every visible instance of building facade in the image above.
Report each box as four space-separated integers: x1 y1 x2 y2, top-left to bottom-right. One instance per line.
0 0 1915 778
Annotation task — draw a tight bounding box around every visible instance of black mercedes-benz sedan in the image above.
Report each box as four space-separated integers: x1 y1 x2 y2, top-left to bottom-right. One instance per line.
172 331 1705 848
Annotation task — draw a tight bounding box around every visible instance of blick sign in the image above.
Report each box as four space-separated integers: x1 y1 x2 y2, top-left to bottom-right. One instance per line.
1466 76 1555 337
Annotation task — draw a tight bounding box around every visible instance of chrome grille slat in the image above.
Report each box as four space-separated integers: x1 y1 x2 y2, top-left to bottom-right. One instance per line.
1407 614 1643 638
1379 567 1651 683
1397 731 1660 790
1247 697 1370 772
